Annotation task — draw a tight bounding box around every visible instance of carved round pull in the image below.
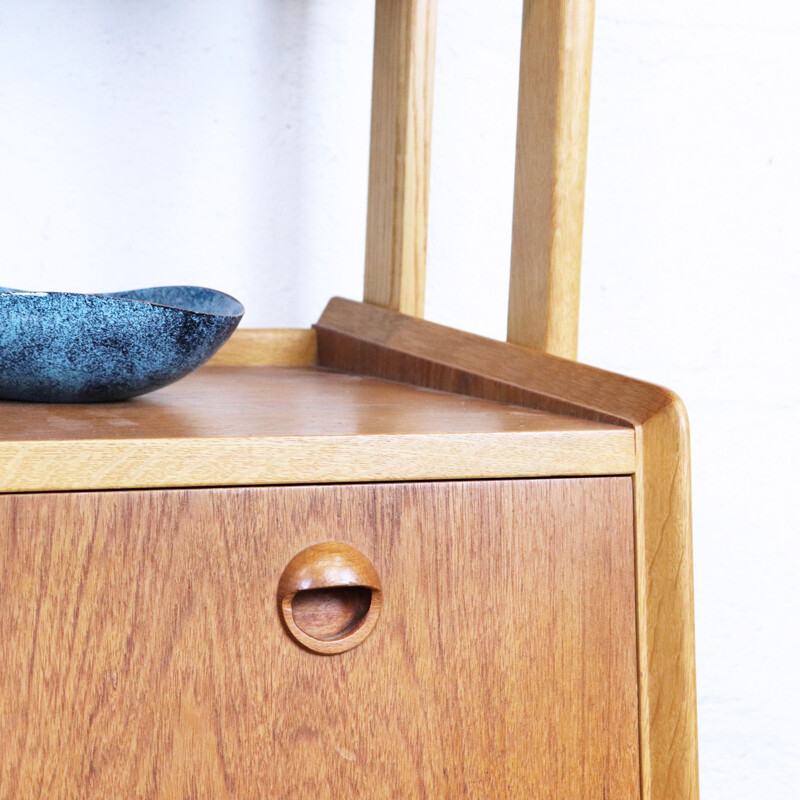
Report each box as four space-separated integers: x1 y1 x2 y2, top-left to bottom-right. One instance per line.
277 542 382 654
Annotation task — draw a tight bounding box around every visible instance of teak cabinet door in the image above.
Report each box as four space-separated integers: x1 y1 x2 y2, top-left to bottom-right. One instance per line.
0 478 640 799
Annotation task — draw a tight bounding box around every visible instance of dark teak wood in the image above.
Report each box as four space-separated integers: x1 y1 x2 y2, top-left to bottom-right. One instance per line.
0 478 639 799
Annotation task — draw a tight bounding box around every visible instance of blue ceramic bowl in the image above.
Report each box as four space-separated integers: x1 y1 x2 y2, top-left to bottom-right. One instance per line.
0 286 244 402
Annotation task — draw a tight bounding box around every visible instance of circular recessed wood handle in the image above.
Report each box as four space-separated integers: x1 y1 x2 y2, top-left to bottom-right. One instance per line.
277 542 382 655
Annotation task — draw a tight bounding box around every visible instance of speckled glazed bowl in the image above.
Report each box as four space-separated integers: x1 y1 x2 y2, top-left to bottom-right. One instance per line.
0 286 244 402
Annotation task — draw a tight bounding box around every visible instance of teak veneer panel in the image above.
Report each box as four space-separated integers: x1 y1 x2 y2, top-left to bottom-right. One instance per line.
0 366 634 493
0 367 619 442
0 478 640 799
316 297 699 800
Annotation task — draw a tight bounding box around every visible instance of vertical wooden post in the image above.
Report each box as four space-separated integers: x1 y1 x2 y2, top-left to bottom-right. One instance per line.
507 0 595 359
364 0 438 317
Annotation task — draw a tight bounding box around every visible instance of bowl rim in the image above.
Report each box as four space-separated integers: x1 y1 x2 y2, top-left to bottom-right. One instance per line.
0 285 245 319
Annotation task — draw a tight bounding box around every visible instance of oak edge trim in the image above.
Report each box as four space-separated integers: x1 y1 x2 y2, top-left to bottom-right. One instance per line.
207 328 317 367
0 429 635 494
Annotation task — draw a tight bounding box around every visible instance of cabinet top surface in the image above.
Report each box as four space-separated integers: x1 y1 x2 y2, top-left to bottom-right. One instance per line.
0 366 635 493
0 365 623 442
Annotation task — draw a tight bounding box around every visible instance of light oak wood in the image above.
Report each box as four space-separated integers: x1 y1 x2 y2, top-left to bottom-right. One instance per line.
364 0 437 316
316 297 699 800
207 328 316 366
507 0 595 359
633 394 696 800
0 366 634 493
0 478 640 798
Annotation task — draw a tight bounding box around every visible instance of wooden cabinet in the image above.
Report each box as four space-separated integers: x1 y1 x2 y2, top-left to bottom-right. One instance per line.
0 0 700 794
0 478 639 799
0 302 698 798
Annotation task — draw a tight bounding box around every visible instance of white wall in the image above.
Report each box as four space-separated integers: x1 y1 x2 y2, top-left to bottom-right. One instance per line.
1 2 798 796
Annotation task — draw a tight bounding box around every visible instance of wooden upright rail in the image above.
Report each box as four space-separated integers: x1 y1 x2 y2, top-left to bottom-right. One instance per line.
507 0 595 359
363 0 438 317
362 0 593 359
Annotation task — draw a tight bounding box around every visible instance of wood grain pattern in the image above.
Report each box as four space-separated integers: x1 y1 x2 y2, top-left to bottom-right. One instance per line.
207 328 316 366
508 0 595 359
289 587 373 642
316 297 699 800
277 541 383 655
0 478 640 799
0 366 634 493
635 399 696 800
364 0 437 316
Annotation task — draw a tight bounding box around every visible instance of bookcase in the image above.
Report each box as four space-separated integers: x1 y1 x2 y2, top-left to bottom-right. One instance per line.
0 2 698 798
